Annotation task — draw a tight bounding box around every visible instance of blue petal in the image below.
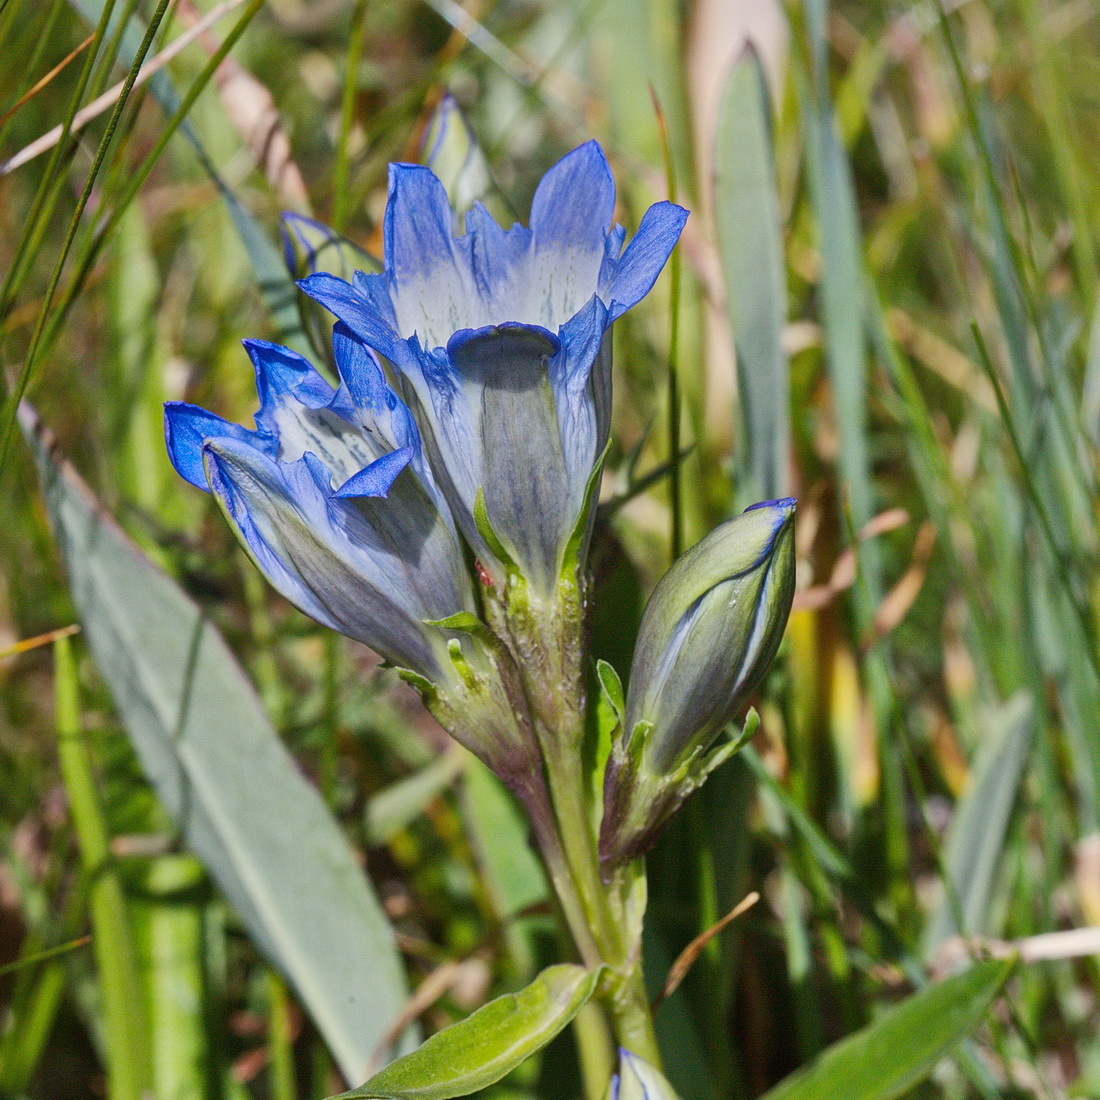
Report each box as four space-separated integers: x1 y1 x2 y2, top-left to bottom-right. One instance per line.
244 338 334 425
299 272 410 366
202 437 465 676
382 164 484 348
446 323 574 589
549 296 609 500
202 441 349 636
525 141 616 329
384 163 457 283
164 401 273 491
529 140 615 254
330 322 419 452
465 202 531 306
601 201 688 320
239 337 383 481
333 447 414 498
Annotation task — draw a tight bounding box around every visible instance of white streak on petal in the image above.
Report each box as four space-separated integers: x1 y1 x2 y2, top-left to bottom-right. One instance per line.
270 403 383 484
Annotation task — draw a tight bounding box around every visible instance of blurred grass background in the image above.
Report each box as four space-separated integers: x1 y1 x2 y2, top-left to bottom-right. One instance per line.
2 0 1100 1097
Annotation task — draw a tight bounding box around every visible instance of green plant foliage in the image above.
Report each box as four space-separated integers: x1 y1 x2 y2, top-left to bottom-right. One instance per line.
922 694 1034 956
336 965 602 1099
715 44 789 505
759 959 1016 1100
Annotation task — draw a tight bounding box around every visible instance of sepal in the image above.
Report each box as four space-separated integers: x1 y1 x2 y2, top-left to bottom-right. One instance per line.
596 658 626 727
600 712 759 873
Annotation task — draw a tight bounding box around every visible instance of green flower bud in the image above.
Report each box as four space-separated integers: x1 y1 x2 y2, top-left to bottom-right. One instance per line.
600 499 795 871
627 497 795 769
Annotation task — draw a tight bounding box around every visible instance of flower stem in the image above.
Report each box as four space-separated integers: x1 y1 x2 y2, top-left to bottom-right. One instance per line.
540 733 663 1070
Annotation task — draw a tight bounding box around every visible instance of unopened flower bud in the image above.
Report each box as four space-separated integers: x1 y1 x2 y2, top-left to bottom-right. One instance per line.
600 499 795 871
604 1050 681 1100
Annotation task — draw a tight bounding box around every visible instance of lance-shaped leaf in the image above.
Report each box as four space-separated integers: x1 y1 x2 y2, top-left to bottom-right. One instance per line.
335 964 602 1099
758 958 1014 1100
715 44 790 504
21 403 414 1082
922 694 1034 957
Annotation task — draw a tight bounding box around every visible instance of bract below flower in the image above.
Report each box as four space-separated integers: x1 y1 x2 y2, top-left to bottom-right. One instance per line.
299 141 688 593
164 324 473 682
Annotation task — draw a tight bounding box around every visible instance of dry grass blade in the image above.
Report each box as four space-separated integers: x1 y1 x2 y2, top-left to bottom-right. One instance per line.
0 0 249 176
793 509 910 612
932 927 1100 976
652 891 760 1010
176 0 310 212
0 622 80 660
0 33 96 128
868 520 938 645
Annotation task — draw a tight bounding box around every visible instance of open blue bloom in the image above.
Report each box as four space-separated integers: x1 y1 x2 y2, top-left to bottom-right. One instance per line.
299 141 688 593
164 324 474 680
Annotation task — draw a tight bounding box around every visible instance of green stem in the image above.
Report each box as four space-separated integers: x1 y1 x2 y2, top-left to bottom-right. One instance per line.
540 734 662 1069
494 579 663 1072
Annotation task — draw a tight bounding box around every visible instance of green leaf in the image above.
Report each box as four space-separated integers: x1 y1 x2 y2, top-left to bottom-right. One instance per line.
423 612 496 644
800 14 875 551
54 635 151 1100
596 659 626 727
473 487 519 574
759 959 1014 1100
559 438 612 586
22 405 413 1082
336 964 602 1099
715 44 790 505
923 694 1033 956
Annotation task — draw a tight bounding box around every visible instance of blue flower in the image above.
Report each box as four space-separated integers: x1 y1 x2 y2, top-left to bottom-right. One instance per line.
164 323 474 681
299 141 688 593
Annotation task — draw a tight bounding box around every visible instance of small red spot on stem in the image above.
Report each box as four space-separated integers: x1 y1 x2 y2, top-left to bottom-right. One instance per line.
475 560 494 587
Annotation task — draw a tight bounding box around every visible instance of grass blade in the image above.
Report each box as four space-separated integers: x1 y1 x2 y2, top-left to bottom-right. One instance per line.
714 43 789 504
54 633 152 1100
759 958 1015 1100
922 693 1034 956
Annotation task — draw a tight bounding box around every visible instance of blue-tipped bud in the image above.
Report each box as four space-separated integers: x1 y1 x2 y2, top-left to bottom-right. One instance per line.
600 499 796 870
421 93 494 219
605 1050 681 1100
626 498 796 768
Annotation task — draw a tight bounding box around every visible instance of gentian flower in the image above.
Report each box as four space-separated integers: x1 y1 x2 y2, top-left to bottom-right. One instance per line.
600 499 796 870
299 141 688 594
164 323 473 684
